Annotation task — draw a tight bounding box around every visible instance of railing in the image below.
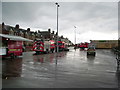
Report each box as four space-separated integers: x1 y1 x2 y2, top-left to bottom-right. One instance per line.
113 48 120 70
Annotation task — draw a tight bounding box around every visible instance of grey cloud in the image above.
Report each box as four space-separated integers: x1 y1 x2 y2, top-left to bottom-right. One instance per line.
118 2 120 38
61 2 117 21
0 1 2 23
3 2 40 22
58 2 118 34
2 2 57 29
2 2 118 42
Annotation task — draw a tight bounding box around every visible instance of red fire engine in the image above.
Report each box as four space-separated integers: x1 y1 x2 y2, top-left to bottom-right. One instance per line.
49 40 55 53
79 42 89 50
33 39 56 54
0 33 33 58
33 39 44 54
56 41 69 52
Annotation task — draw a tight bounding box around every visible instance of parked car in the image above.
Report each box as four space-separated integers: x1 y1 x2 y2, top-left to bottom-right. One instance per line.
87 46 96 56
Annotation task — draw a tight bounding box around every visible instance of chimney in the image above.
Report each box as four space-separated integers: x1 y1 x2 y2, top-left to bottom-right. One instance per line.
52 31 54 34
48 28 51 33
27 28 30 32
2 22 5 28
61 35 63 39
38 30 40 33
15 24 19 29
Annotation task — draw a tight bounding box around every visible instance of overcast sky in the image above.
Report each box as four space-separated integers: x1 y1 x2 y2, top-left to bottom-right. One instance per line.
1 1 118 43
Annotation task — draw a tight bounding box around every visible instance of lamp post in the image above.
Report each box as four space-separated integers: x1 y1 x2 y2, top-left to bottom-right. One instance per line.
55 2 60 53
74 26 76 49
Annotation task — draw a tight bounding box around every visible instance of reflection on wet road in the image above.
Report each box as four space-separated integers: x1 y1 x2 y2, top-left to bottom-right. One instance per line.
2 47 120 88
2 57 22 78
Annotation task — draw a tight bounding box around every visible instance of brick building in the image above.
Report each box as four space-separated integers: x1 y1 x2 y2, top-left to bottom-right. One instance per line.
38 28 56 40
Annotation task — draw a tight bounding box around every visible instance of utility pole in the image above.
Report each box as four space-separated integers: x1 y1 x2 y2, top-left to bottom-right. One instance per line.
74 26 76 46
55 2 60 53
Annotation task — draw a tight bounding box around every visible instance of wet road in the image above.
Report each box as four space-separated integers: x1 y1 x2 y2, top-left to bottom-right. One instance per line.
2 47 120 88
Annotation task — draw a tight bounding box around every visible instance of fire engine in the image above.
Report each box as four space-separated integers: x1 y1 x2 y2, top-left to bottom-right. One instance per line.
0 33 32 58
79 42 89 50
49 40 55 53
56 40 69 52
33 39 55 54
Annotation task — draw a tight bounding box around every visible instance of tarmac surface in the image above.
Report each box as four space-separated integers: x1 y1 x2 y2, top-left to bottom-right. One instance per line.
2 47 120 88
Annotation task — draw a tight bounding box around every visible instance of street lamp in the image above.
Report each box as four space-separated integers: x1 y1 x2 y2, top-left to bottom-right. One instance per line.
55 2 60 53
74 26 76 45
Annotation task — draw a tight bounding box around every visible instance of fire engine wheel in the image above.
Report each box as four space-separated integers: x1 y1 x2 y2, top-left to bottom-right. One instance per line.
45 49 49 54
52 50 54 53
10 53 15 59
93 53 96 56
50 49 54 53
87 52 89 56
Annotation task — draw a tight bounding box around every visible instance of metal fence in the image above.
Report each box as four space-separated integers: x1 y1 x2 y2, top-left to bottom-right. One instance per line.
114 49 120 70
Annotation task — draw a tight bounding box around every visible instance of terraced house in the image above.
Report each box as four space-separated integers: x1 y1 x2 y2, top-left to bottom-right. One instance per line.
0 23 73 51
